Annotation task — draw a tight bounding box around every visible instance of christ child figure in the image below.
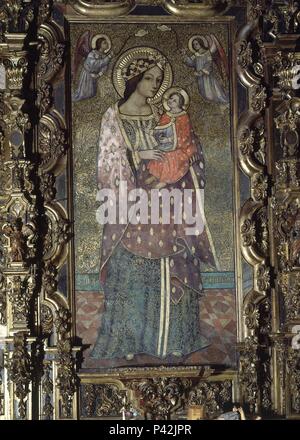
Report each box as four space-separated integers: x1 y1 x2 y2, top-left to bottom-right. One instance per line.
146 87 197 189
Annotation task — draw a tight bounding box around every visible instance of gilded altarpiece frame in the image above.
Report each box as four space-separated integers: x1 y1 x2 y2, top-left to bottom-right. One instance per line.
0 0 299 420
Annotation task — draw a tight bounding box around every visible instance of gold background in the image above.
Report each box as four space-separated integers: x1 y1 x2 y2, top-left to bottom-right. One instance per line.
71 21 233 278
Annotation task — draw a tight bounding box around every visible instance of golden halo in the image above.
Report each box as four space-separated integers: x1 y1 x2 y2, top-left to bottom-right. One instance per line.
162 87 190 112
91 34 112 53
112 46 173 104
188 35 209 54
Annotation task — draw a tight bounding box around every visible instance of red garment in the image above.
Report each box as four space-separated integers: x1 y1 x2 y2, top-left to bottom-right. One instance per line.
148 112 197 184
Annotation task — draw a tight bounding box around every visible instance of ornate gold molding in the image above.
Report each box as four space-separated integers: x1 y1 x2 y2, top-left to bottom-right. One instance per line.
60 0 235 17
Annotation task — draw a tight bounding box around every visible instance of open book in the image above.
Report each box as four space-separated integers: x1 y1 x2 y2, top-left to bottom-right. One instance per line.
153 122 177 152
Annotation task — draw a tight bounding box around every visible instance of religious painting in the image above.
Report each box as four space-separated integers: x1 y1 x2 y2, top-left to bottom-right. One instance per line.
71 18 238 370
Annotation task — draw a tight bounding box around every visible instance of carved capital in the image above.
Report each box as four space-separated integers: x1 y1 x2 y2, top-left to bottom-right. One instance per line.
0 1 34 36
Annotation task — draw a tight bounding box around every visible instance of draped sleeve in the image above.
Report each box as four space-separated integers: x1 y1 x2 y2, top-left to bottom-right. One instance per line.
184 54 196 68
84 51 110 74
96 105 136 281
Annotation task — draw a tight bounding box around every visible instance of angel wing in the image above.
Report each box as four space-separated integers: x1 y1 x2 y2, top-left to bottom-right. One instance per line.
206 34 229 83
72 30 92 79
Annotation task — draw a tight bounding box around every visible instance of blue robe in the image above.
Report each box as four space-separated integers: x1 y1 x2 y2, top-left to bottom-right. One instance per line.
185 50 229 104
73 50 110 102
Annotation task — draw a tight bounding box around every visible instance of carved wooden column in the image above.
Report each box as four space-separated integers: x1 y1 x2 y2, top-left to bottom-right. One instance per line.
264 31 300 417
0 1 79 420
0 1 39 420
236 0 300 419
236 0 272 416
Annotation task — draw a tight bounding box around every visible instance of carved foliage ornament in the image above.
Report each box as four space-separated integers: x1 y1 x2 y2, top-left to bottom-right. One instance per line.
0 272 6 325
55 309 77 418
131 377 192 420
272 52 300 97
5 332 32 419
80 384 126 418
287 348 300 414
239 336 259 413
0 0 34 37
188 380 232 419
6 274 35 324
264 1 300 40
42 362 54 420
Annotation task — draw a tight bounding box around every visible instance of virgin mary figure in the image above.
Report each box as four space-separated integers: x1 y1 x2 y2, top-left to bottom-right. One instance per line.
91 47 219 361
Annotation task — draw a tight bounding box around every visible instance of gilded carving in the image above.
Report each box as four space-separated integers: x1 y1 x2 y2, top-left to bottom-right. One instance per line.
5 332 32 419
188 380 232 419
264 8 280 40
256 264 270 292
247 0 264 21
80 383 126 418
238 121 266 167
40 173 56 204
239 336 259 413
241 219 256 247
37 25 65 82
2 217 36 264
0 364 4 415
2 55 28 91
237 40 253 69
250 85 267 113
287 348 300 414
42 362 54 420
0 0 34 35
273 337 287 412
55 308 71 336
38 115 66 172
55 309 77 418
256 207 269 254
131 377 192 420
239 128 255 156
245 303 260 330
38 0 52 26
42 205 70 262
42 262 58 297
41 304 54 335
6 274 35 324
273 52 300 97
281 280 300 322
252 173 268 203
56 338 77 418
0 272 6 325
37 81 53 118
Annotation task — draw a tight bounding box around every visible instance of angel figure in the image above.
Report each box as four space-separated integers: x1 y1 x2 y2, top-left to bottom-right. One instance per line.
72 32 113 102
2 218 36 264
183 34 229 104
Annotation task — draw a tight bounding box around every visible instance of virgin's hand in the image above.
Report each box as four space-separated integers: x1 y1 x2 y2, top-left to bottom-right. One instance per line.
138 150 165 161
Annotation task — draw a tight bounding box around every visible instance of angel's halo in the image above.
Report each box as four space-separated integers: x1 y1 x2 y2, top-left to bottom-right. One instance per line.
91 34 112 53
188 35 210 54
162 86 190 113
